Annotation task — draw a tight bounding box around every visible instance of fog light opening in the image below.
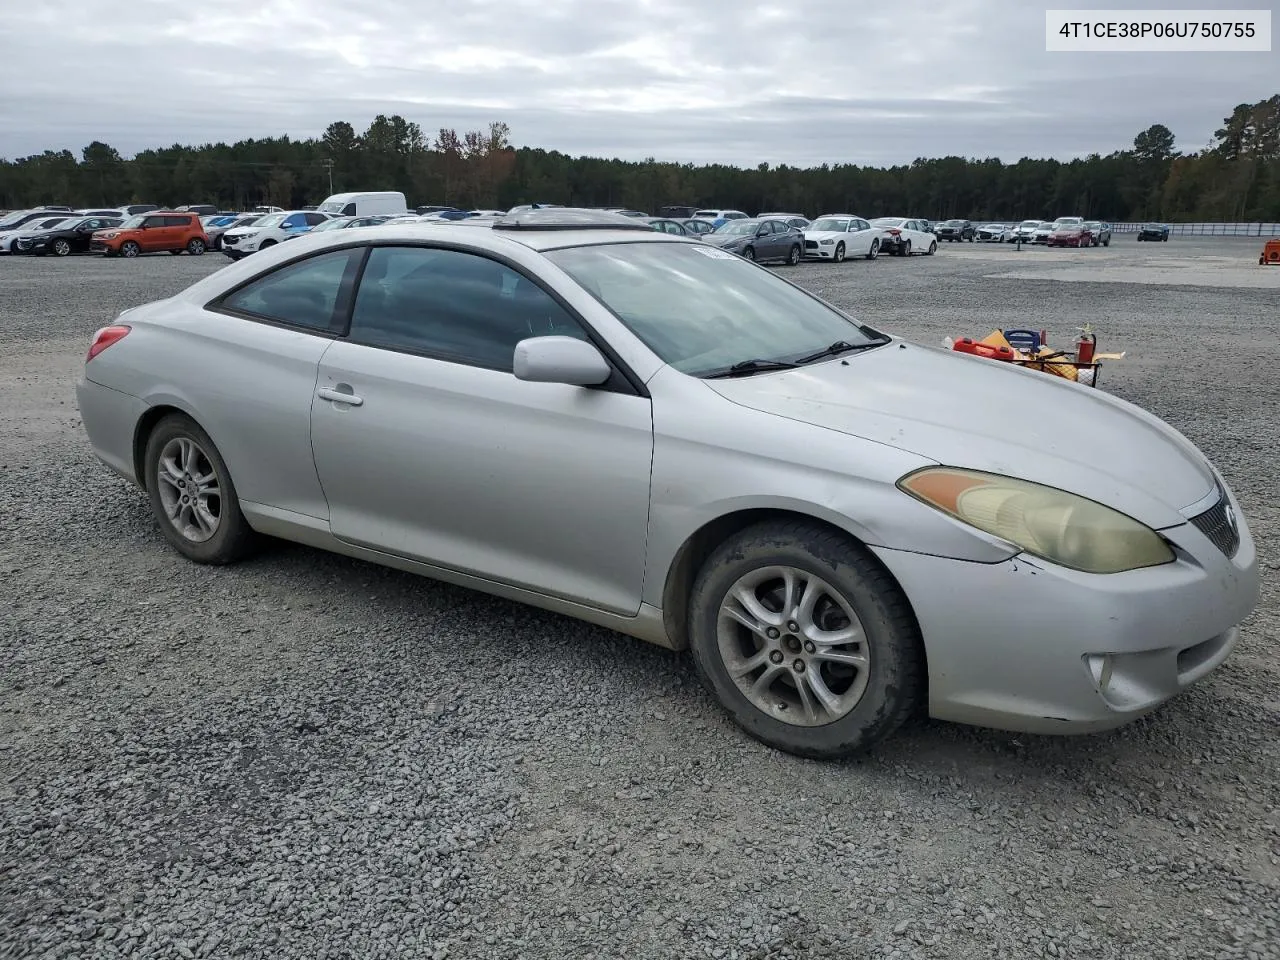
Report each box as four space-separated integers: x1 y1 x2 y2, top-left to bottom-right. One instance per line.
1086 654 1114 695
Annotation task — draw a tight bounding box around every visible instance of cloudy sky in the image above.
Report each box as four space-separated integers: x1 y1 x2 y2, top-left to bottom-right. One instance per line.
0 0 1274 168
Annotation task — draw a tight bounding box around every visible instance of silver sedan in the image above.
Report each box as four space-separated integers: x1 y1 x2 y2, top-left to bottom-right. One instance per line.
76 208 1259 758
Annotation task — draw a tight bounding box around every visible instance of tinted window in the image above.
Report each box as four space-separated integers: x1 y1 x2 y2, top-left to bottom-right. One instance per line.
305 213 328 226
342 203 357 216
142 216 166 228
218 249 360 331
163 215 189 228
348 246 588 370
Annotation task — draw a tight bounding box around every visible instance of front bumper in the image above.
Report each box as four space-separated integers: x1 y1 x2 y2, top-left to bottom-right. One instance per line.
803 240 841 259
869 491 1259 736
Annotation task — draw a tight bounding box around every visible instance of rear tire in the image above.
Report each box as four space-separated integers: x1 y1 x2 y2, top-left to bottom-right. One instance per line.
143 413 259 565
786 244 800 266
902 240 912 257
687 520 925 759
865 240 878 261
187 238 206 255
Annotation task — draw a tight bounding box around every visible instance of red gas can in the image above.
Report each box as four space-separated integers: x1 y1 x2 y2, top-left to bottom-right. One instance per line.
952 337 1015 361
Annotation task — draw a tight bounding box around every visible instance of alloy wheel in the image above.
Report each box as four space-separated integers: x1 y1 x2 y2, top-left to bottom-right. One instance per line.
715 565 871 727
155 436 222 543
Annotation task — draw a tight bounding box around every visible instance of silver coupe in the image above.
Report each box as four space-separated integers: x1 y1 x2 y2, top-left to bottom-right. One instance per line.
76 208 1259 758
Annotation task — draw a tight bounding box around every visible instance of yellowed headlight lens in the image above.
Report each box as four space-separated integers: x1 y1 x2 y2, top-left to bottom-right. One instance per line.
899 467 1175 574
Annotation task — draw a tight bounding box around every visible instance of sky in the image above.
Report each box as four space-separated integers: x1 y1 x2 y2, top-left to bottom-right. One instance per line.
0 0 1275 169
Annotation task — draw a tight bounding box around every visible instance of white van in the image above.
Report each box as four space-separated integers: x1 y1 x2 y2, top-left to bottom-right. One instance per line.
317 191 408 217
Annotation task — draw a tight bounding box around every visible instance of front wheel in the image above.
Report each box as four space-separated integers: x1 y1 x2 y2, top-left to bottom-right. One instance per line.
260 239 277 250
143 414 259 564
927 240 937 255
786 244 800 266
52 238 72 257
833 242 846 263
120 241 141 258
687 520 925 759
742 246 755 261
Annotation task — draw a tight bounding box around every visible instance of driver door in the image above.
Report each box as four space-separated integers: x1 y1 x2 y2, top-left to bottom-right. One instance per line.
309 244 655 615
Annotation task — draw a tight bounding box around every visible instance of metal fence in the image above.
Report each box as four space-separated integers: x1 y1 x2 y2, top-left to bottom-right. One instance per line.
1111 221 1280 237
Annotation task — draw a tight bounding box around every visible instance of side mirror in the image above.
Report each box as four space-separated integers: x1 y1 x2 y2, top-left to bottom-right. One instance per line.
513 336 611 386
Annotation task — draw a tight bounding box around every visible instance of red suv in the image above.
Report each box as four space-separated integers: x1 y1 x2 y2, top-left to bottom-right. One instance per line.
91 211 209 258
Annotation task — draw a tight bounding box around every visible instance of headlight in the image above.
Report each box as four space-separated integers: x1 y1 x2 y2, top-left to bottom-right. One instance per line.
898 467 1175 574
819 239 834 245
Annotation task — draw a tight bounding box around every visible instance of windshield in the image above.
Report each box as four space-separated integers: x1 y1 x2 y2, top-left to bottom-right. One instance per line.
810 218 850 232
693 210 719 218
544 242 886 377
870 217 905 227
1054 217 1082 225
317 201 345 213
30 217 70 230
714 220 759 235
119 215 146 229
1020 220 1039 227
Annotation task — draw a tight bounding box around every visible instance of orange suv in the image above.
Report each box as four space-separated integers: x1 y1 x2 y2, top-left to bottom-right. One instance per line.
91 211 209 258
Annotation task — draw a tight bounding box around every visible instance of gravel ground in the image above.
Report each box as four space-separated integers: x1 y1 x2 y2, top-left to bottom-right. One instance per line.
1 238 1277 960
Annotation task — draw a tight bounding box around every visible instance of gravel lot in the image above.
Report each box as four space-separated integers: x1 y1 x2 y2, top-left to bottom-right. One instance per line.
2 237 1277 960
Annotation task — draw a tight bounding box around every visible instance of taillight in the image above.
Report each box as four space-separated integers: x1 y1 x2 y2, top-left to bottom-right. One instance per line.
87 324 131 362
888 228 901 235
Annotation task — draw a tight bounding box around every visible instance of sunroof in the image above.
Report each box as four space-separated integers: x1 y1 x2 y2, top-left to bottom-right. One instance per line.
492 208 655 232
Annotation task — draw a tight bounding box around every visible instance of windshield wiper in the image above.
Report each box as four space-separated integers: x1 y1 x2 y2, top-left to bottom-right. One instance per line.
702 358 799 379
795 337 890 365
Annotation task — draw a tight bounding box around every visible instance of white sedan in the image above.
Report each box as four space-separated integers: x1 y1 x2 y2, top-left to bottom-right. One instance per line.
802 215 884 262
976 223 1012 242
868 217 938 257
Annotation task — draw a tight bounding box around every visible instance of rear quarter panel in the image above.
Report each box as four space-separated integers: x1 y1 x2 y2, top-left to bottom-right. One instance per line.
84 302 333 520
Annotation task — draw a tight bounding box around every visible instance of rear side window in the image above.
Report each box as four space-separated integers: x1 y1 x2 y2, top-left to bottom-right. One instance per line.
305 213 329 226
163 215 190 228
347 246 588 371
215 248 362 331
142 216 166 228
342 203 357 216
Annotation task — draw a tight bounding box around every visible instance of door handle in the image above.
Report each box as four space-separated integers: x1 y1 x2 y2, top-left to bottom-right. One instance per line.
317 387 363 406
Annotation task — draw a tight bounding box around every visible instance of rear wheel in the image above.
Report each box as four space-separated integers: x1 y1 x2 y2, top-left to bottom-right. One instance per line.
687 520 925 759
902 240 912 257
187 238 206 255
120 241 141 258
786 244 800 266
143 413 258 565
865 240 878 261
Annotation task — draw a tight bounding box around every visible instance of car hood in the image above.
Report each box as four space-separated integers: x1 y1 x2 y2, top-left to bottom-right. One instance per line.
226 228 263 238
804 230 859 242
703 342 1216 528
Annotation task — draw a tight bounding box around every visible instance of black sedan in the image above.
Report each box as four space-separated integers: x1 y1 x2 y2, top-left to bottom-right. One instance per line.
11 215 123 256
1137 223 1170 241
702 217 804 264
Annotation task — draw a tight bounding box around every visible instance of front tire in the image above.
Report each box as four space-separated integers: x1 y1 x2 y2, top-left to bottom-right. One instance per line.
52 238 72 257
743 246 755 261
687 520 925 759
834 242 846 263
143 413 259 565
260 239 277 250
927 240 937 255
120 241 141 258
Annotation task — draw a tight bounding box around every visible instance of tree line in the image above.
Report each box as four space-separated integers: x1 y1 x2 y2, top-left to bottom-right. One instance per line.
1 95 1277 222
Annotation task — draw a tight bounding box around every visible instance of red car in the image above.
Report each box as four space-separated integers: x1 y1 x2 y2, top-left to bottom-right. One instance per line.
1047 220 1093 248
